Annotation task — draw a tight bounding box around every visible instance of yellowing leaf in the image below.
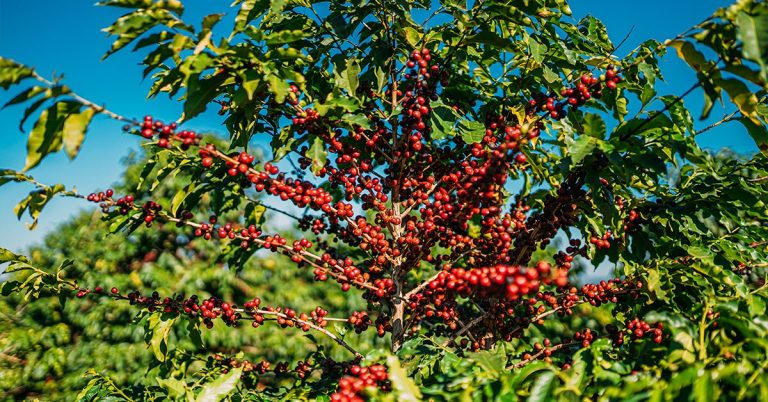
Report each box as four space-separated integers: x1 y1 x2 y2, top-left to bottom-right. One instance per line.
386 355 421 402
667 40 708 72
147 313 176 362
62 108 95 160
308 136 327 175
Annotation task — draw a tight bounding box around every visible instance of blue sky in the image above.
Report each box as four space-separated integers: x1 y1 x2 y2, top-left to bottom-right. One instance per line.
0 0 749 254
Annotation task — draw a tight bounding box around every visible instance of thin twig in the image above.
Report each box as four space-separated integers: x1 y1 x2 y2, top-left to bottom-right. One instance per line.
507 341 575 370
31 71 136 124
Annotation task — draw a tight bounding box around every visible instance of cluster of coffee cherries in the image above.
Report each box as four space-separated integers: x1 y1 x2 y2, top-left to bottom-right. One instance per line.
706 309 720 328
75 285 119 299
589 230 613 250
348 311 372 333
225 151 256 177
330 364 390 402
603 66 622 89
580 278 643 307
292 107 320 129
86 189 120 214
86 189 136 215
514 277 643 329
623 209 641 233
133 115 201 149
140 200 163 225
528 67 620 120
626 317 663 343
397 48 440 154
426 264 545 302
211 353 315 378
86 189 113 203
573 328 596 348
298 215 328 235
521 337 570 364
191 216 315 258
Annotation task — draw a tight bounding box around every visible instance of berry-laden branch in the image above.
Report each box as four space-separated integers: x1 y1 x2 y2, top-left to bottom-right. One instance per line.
72 286 365 359
86 190 382 294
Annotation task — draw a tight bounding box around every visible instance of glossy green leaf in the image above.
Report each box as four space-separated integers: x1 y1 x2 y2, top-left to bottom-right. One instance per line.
24 102 81 172
308 136 327 175
458 120 486 144
195 367 243 402
429 101 458 140
146 313 176 362
736 9 768 79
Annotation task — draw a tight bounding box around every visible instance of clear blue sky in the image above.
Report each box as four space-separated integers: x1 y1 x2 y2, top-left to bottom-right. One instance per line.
0 0 749 254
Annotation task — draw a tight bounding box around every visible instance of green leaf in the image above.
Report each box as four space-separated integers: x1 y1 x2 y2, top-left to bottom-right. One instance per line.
340 113 371 129
240 70 261 101
374 66 388 93
3 85 47 109
146 313 176 362
526 371 556 402
308 136 327 175
245 203 267 226
171 183 194 216
183 73 225 121
386 355 421 402
102 9 185 59
693 371 714 402
186 319 205 349
234 0 263 32
401 26 420 48
748 294 766 317
75 379 101 402
14 184 67 229
661 95 694 134
646 267 668 301
0 248 28 264
157 377 188 399
267 74 290 103
195 367 243 402
458 119 486 144
24 101 82 172
315 95 360 116
19 85 71 132
62 108 95 160
542 66 560 85
569 135 600 165
529 39 546 63
0 58 34 89
335 58 361 97
581 113 606 138
737 10 768 80
467 349 505 377
739 117 768 152
430 101 458 140
265 29 307 44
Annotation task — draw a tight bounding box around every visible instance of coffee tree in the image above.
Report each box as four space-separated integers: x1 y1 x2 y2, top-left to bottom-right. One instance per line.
2 0 768 400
